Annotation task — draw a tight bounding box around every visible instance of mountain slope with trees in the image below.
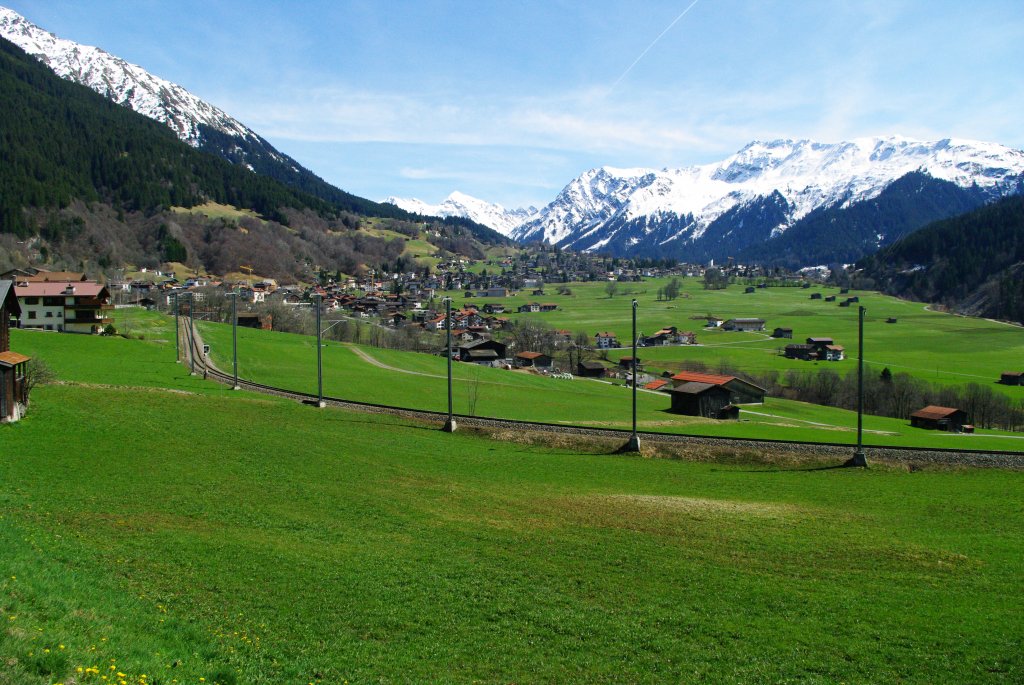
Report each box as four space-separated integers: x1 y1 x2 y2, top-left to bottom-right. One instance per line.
855 195 1024 323
0 37 502 279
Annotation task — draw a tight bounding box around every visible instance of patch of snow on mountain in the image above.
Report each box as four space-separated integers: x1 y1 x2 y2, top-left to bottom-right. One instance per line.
383 192 536 236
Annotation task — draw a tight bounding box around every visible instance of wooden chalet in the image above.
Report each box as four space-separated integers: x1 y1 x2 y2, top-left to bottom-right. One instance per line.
669 370 766 406
771 327 793 339
514 351 552 369
457 339 508 364
1 280 30 422
668 382 736 419
577 360 607 377
999 371 1023 386
594 331 619 349
722 318 766 332
14 281 113 334
910 406 968 432
784 343 817 361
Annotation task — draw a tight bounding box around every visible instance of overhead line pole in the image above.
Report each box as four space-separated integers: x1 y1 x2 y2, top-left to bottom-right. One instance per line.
229 291 239 390
173 292 179 363
847 305 868 467
315 294 325 407
187 292 196 376
623 299 641 453
443 296 456 432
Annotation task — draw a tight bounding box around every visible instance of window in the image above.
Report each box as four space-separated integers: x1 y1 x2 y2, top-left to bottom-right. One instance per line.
24 297 39 305
45 312 53 318
27 311 36 319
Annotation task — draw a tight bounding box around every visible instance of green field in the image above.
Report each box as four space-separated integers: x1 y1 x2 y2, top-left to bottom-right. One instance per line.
452 278 1024 394
183 314 1024 452
1 328 1022 684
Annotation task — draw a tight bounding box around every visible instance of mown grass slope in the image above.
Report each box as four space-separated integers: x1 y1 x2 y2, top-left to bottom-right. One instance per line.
451 278 1024 394
190 317 1024 451
1 329 1022 684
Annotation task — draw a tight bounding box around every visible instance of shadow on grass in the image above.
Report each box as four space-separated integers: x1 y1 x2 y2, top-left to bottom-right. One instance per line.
722 462 863 474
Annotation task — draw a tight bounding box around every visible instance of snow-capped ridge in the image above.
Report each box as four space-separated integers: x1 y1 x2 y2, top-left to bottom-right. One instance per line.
384 192 537 236
0 6 259 148
512 135 1024 255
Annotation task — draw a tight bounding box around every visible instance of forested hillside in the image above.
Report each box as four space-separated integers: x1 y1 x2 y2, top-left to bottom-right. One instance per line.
737 172 999 268
856 195 1024 323
0 37 503 279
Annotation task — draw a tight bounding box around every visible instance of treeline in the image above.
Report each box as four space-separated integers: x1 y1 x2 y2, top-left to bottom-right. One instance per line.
856 194 1024 323
677 359 1024 431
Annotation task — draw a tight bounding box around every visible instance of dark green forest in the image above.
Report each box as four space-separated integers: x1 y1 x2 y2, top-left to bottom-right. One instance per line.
0 37 503 278
0 37 343 237
856 195 1024 323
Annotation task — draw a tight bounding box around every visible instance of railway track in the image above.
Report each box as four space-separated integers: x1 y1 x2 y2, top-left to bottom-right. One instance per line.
179 318 1024 469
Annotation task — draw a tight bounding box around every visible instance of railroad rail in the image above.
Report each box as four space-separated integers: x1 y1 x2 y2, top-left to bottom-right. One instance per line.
179 317 1024 469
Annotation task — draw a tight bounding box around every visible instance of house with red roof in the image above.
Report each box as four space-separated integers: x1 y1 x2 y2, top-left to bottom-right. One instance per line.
14 281 112 334
669 370 766 405
514 351 552 369
910 406 968 432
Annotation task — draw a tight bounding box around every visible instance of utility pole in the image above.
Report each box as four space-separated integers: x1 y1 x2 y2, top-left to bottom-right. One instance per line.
443 296 456 432
315 294 325 407
173 292 179 363
847 305 868 467
187 292 196 376
228 292 239 390
623 299 641 452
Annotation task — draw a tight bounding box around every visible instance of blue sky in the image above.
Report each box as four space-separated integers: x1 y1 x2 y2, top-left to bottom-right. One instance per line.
7 1 1024 209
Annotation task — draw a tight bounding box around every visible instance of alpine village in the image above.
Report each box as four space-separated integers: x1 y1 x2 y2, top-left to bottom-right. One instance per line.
1 5 1023 685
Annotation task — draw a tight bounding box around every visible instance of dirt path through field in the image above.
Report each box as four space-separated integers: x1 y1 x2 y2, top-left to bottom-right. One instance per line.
345 344 447 379
739 409 896 435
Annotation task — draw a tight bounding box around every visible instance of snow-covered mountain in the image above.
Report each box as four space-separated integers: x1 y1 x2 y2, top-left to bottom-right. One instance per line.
513 137 1024 264
0 6 262 148
384 192 537 236
0 6 404 217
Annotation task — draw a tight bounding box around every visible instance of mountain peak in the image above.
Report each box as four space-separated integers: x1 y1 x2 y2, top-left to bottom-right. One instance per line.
385 192 535 236
0 5 253 146
511 136 1024 262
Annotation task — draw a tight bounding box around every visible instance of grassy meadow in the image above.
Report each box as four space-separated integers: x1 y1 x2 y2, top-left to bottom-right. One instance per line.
189 314 1024 452
2 327 1023 684
449 277 1024 394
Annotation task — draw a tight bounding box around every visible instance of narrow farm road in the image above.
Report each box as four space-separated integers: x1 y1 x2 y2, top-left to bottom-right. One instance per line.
344 344 447 380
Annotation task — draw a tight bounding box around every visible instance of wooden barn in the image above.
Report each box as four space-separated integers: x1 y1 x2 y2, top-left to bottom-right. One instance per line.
514 351 552 369
910 406 968 432
669 382 736 419
577 360 607 377
999 371 1023 386
722 318 766 332
1 280 31 423
669 370 766 405
457 338 508 364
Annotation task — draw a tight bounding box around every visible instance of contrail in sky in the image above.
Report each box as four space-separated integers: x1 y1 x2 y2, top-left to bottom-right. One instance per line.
610 0 701 91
